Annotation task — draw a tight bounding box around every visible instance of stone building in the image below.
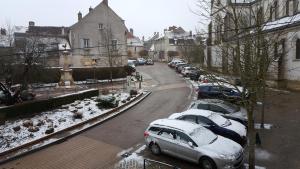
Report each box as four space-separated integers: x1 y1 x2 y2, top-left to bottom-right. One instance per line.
69 0 128 67
127 28 144 59
152 26 194 61
208 0 300 89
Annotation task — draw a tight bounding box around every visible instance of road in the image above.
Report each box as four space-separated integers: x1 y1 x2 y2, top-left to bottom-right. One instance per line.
0 63 199 169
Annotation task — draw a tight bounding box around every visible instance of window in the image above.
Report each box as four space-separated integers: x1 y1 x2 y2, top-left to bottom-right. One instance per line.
149 127 161 134
98 23 103 30
197 104 209 110
210 86 220 92
111 39 117 51
83 39 90 48
210 105 227 114
294 0 299 13
158 129 176 140
286 0 290 16
274 1 278 19
296 39 300 59
175 131 196 146
180 115 197 124
197 116 215 126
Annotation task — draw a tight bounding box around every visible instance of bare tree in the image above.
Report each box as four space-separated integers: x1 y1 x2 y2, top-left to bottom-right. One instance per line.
194 0 293 168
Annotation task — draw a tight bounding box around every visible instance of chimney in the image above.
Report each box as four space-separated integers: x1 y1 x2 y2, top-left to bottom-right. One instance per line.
78 12 82 21
29 21 35 27
190 31 192 36
61 27 65 35
142 36 145 42
130 28 134 35
103 0 108 6
89 7 93 12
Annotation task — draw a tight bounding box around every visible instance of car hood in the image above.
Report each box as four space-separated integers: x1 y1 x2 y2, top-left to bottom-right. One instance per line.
225 120 247 137
202 136 242 159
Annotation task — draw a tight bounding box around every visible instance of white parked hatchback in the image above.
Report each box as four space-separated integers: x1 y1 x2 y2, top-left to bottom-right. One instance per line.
144 119 244 169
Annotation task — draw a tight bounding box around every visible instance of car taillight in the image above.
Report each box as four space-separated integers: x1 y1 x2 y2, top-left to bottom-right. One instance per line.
144 131 149 137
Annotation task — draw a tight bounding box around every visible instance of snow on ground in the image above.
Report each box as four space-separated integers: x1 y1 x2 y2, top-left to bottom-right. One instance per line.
255 123 273 130
244 164 266 169
255 148 272 161
0 91 132 154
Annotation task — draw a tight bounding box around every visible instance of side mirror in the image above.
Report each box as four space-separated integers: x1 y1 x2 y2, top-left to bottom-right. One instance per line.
188 142 194 148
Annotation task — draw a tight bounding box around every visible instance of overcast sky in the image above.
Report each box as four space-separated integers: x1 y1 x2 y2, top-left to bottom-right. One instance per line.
0 0 203 39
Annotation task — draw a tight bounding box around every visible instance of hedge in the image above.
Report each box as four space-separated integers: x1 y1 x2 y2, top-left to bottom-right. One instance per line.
3 65 127 84
0 89 99 122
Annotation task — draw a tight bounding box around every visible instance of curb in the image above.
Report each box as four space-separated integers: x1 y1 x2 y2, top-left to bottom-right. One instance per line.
0 91 151 165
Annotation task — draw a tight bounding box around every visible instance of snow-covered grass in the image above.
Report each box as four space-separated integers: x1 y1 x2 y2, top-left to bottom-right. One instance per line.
0 91 133 154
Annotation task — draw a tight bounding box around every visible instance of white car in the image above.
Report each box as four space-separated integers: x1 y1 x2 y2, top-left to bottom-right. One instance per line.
144 119 244 169
181 67 197 77
168 109 247 147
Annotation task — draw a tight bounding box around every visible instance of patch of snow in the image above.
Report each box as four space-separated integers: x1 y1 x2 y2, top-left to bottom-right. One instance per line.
255 148 272 161
255 123 273 130
244 164 266 169
0 90 134 154
134 145 147 154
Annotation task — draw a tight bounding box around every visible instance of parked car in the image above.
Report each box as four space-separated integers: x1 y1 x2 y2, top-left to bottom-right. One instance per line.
168 59 184 68
146 59 154 65
189 69 206 81
137 58 146 65
196 83 246 103
182 67 198 77
198 75 229 84
175 64 190 73
189 99 248 126
144 119 244 169
168 109 247 146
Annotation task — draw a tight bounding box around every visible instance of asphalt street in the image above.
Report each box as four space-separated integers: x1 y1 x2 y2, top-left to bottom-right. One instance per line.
0 63 196 169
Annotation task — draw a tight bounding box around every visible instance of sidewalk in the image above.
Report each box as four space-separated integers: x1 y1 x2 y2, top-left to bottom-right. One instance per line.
253 89 300 169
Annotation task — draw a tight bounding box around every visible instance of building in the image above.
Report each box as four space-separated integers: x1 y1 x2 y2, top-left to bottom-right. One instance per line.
127 28 144 59
14 21 70 67
208 0 300 89
69 0 128 67
152 26 195 61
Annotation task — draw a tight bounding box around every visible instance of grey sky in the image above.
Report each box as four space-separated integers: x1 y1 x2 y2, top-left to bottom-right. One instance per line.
1 0 202 39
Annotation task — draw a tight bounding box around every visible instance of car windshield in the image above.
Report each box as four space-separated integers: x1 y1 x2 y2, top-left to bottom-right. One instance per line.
208 114 231 127
222 101 240 112
189 127 218 146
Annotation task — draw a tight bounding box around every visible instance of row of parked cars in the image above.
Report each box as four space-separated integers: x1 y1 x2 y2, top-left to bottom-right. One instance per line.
143 59 248 169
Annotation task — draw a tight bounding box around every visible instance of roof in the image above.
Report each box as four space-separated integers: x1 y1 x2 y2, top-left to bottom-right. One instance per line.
180 109 214 117
27 26 69 36
193 99 225 104
150 119 201 133
71 1 125 28
263 13 300 31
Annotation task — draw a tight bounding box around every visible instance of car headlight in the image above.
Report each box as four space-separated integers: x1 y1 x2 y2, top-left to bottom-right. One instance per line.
219 154 235 161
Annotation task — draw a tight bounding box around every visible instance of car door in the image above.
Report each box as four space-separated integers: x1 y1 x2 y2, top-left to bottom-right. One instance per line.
174 131 199 163
209 86 222 98
157 128 178 156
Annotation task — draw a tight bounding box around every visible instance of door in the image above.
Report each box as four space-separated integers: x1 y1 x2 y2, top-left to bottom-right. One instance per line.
157 129 178 156
174 131 199 163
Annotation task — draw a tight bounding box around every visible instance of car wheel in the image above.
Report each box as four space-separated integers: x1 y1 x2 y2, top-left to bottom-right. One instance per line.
150 143 161 155
200 157 217 169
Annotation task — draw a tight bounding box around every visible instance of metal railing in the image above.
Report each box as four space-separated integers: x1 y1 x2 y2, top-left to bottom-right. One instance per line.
143 159 180 169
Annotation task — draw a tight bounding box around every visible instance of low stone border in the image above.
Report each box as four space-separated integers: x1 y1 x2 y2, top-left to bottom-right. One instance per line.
0 91 151 164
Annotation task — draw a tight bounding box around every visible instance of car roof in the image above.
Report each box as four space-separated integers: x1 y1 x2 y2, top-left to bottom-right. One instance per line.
170 109 215 119
150 119 202 133
192 99 225 104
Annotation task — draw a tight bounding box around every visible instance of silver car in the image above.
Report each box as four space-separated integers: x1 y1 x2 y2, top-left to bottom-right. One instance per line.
189 99 247 126
144 119 244 169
